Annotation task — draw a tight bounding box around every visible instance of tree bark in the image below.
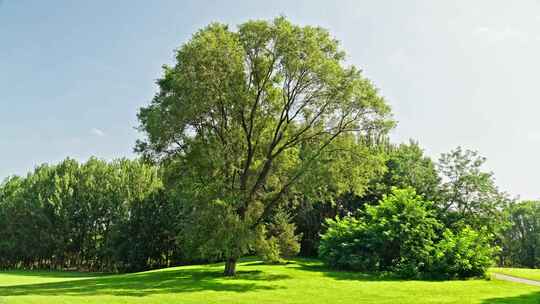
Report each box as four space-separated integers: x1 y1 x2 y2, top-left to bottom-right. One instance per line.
224 257 237 276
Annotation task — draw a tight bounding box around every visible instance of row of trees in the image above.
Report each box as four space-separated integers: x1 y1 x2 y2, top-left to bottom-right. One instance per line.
0 142 531 276
0 158 181 272
0 140 527 277
500 201 540 268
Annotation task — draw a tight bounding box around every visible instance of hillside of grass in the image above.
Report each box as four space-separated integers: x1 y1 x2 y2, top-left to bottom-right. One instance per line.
491 267 540 282
0 259 539 304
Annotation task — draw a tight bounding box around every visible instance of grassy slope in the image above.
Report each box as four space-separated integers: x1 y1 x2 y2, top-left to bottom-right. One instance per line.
0 259 539 304
0 271 99 288
491 267 540 281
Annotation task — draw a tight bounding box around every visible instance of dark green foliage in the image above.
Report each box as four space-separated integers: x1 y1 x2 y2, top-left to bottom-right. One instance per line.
255 208 302 264
383 141 441 201
358 141 440 207
500 201 540 268
293 194 361 257
295 141 439 257
364 187 441 277
112 190 183 272
437 147 509 235
375 141 440 201
0 158 181 272
319 188 495 278
318 216 374 271
319 188 442 277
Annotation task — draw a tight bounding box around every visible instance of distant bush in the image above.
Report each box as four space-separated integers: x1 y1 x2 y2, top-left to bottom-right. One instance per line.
319 187 495 279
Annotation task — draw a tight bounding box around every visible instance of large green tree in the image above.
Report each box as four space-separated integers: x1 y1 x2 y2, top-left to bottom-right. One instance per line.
437 147 509 235
136 17 393 275
358 140 441 207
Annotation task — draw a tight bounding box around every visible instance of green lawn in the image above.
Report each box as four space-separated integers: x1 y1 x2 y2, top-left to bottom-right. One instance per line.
0 259 539 304
491 267 540 282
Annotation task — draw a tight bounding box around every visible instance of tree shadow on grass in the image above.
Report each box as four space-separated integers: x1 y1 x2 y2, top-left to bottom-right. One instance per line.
0 271 103 279
290 258 500 283
0 266 288 298
289 259 403 282
481 291 540 304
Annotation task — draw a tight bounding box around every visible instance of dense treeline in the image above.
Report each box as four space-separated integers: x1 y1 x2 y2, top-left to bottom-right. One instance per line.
299 142 514 278
500 201 540 268
0 158 182 272
0 142 538 276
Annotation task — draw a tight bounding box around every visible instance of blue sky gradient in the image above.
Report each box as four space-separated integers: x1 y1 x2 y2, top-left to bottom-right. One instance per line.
1 1 539 199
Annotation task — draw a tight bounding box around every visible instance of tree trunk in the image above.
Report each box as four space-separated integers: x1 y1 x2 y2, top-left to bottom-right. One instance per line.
224 257 237 276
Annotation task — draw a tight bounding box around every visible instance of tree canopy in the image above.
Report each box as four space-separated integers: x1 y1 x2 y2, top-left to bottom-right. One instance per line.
136 17 393 275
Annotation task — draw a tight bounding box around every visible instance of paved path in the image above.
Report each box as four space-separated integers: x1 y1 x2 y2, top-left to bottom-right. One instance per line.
492 273 540 287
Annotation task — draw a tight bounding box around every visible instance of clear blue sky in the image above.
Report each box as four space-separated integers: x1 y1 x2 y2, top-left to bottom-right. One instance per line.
1 1 538 199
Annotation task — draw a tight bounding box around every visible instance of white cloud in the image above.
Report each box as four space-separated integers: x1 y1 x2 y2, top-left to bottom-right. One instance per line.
90 128 105 137
473 26 529 42
387 48 408 66
526 132 540 142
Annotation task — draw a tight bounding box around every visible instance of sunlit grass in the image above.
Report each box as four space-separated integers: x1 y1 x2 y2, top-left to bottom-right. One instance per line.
491 267 540 281
0 259 539 304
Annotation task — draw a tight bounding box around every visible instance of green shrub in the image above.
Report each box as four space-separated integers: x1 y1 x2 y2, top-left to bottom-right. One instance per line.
429 227 496 279
255 227 283 264
318 216 380 271
319 188 496 279
319 188 440 277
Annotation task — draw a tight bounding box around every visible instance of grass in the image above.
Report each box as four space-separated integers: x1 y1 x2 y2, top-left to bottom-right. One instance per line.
491 267 540 281
0 271 100 288
0 259 539 304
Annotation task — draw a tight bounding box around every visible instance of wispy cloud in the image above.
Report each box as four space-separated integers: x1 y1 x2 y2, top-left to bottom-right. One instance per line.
473 26 529 42
526 132 540 142
70 137 82 144
91 128 105 137
387 48 408 66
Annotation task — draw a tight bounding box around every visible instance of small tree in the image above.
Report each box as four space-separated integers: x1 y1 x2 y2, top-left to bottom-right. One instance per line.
437 147 509 234
380 141 440 201
136 17 393 275
255 208 302 264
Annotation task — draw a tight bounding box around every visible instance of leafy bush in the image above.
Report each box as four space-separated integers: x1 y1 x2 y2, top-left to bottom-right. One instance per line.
255 228 284 264
429 227 496 279
319 188 496 279
319 188 440 277
318 216 379 271
365 187 441 277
